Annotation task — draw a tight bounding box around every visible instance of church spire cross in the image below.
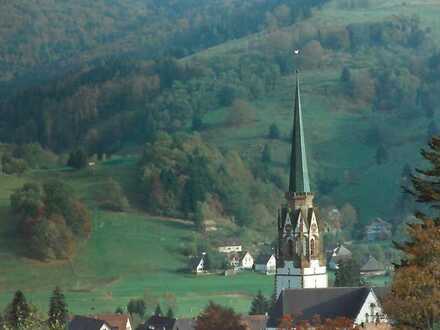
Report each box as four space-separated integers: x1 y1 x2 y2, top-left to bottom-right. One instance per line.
288 70 311 194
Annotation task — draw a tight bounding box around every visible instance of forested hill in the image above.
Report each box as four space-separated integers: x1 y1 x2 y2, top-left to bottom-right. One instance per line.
0 0 327 92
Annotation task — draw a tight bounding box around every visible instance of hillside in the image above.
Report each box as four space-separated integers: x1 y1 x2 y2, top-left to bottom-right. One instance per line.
0 0 439 318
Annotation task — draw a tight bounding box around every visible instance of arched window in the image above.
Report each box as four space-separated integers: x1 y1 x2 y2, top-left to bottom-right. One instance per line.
288 239 294 258
310 238 315 257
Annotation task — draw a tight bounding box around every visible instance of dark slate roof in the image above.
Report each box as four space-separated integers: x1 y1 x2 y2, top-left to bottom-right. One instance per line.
360 256 385 272
267 287 372 327
145 315 176 330
255 254 274 264
333 245 352 257
189 255 204 270
69 315 111 330
172 318 196 330
371 287 389 304
289 71 311 194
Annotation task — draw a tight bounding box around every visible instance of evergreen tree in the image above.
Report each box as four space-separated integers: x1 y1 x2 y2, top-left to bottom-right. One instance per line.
334 259 361 287
67 148 88 169
154 304 162 316
48 287 68 329
115 306 124 314
384 136 440 329
6 290 30 329
166 307 175 319
261 144 271 163
268 123 280 139
249 290 269 315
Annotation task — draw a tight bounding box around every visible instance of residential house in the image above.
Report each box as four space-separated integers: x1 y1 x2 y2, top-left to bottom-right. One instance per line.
95 314 132 330
240 251 254 270
267 287 389 329
328 244 352 270
254 254 276 275
142 315 176 330
189 255 206 274
217 239 242 253
69 316 113 330
365 218 392 241
361 256 386 277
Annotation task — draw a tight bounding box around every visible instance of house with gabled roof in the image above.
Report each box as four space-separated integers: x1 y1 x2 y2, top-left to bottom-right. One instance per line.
254 254 276 275
217 239 242 253
267 287 389 329
69 315 113 330
189 254 206 274
94 314 132 330
361 255 386 277
328 244 352 270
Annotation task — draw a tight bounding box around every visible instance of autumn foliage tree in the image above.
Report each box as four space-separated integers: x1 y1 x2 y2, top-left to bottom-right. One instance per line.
384 136 440 329
196 302 246 330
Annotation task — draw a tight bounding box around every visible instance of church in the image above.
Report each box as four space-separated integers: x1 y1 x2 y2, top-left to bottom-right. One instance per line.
267 71 389 329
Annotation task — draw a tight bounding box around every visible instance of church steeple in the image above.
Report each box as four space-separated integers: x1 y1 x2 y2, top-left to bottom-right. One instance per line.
289 70 311 194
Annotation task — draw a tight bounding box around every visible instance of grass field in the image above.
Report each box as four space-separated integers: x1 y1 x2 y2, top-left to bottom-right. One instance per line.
0 161 275 318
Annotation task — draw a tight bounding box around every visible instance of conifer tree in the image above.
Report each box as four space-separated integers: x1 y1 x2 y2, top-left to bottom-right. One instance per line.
48 287 68 329
6 290 30 329
154 304 162 316
249 290 269 315
334 259 361 287
384 136 440 329
166 307 174 319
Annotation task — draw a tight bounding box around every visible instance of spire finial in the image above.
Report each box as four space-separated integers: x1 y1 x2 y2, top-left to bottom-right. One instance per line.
288 60 311 194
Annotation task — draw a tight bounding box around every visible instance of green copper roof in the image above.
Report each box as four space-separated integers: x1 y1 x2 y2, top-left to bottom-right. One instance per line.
288 71 311 194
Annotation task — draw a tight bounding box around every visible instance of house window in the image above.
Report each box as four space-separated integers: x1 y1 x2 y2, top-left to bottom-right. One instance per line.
365 313 369 323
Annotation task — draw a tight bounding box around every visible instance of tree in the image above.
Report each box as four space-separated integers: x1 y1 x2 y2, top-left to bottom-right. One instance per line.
334 259 361 287
384 136 440 329
261 144 271 163
268 123 280 139
375 144 388 165
67 149 88 169
154 304 162 316
115 306 124 314
249 290 270 315
127 299 146 319
196 302 246 330
48 287 68 329
166 307 175 319
6 290 30 329
97 178 129 211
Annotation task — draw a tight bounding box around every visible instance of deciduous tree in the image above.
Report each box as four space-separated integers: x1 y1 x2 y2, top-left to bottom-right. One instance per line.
196 302 246 330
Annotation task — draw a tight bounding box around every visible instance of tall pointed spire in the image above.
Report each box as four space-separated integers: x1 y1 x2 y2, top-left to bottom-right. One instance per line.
288 70 311 194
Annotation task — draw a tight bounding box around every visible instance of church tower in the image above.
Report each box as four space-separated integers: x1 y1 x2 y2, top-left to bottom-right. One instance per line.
275 71 328 298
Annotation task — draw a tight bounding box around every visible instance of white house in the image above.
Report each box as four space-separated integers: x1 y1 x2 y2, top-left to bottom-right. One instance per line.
266 287 389 329
217 239 242 253
240 251 254 269
95 314 132 330
254 254 276 275
190 255 206 274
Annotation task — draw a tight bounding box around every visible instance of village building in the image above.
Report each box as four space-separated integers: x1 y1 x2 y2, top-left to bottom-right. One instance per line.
361 255 386 277
240 251 254 269
142 315 176 330
241 315 268 330
267 287 389 329
274 70 328 297
328 244 352 270
189 255 206 274
254 254 276 275
217 239 242 253
94 314 132 330
69 315 113 330
365 218 392 241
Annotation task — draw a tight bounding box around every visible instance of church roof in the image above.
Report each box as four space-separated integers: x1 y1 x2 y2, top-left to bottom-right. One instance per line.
267 287 373 327
288 71 311 194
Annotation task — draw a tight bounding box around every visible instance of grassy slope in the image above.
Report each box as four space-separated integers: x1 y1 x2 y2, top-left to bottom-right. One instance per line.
0 161 273 317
